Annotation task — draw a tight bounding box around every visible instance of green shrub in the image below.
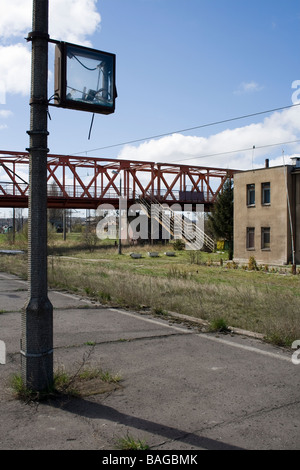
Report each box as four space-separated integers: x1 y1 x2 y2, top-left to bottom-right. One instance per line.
98 291 111 302
209 317 229 333
173 239 185 251
116 434 149 450
248 256 258 271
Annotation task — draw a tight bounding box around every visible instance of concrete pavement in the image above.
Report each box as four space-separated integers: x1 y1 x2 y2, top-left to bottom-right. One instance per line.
0 271 299 451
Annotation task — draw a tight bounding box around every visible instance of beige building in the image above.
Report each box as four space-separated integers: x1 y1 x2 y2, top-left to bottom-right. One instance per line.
233 159 300 266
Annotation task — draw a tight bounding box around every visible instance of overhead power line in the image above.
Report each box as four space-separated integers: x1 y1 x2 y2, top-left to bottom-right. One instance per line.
172 139 300 164
73 102 300 155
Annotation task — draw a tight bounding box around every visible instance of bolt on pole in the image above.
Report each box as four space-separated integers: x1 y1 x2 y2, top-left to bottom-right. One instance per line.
21 0 53 392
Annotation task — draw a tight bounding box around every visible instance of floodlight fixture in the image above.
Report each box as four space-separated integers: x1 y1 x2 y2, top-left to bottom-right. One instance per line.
54 42 116 115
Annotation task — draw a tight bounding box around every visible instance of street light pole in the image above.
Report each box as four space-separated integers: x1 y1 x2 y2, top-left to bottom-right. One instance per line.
21 0 53 392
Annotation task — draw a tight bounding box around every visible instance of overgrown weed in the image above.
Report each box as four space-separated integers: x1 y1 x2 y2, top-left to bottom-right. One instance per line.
10 346 121 402
1 236 300 347
115 433 150 450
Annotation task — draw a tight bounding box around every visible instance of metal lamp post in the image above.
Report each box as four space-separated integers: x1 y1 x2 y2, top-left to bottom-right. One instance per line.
19 0 117 392
21 0 53 392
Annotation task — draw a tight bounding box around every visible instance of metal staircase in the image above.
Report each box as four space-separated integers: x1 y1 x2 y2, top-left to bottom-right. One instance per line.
136 196 215 252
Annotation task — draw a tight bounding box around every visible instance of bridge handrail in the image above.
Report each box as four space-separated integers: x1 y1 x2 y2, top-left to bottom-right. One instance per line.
0 182 218 203
137 195 215 252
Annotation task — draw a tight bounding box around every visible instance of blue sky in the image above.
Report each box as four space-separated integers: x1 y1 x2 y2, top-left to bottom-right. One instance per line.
0 0 300 174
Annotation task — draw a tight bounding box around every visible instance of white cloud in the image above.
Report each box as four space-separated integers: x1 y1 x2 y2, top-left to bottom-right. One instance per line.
49 0 101 45
0 110 13 118
0 44 31 96
266 154 295 168
234 81 264 95
0 0 101 98
0 80 6 105
0 0 101 44
0 0 31 39
118 106 300 171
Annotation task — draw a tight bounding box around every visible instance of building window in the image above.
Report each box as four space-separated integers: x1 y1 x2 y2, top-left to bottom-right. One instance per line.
261 227 270 250
262 182 270 205
247 227 255 250
247 184 255 206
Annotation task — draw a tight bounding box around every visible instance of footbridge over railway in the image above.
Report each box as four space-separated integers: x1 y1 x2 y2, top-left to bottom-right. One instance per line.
0 150 238 251
0 150 237 210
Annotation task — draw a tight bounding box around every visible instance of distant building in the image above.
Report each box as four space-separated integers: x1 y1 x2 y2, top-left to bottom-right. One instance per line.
233 158 300 266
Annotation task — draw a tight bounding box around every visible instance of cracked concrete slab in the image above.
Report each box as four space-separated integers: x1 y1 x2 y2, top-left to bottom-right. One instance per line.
0 272 299 451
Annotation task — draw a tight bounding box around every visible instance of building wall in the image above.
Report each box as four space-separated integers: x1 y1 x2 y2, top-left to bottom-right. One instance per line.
293 169 300 264
233 165 294 265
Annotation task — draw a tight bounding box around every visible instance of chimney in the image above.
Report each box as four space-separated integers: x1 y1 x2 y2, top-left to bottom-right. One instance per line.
265 159 269 168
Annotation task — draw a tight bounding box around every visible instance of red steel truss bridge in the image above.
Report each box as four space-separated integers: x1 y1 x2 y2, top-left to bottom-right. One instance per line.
0 150 237 210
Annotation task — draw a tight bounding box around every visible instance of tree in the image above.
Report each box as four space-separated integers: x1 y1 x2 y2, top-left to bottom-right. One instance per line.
208 178 234 259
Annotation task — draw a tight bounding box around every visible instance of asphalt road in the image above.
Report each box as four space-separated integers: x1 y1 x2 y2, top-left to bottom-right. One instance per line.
0 271 299 451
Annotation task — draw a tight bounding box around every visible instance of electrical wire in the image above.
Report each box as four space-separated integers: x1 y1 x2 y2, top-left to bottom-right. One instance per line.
170 139 300 164
72 102 300 155
71 53 100 71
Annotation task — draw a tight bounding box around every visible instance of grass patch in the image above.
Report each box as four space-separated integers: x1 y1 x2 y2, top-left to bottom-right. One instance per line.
209 317 230 333
115 433 150 450
10 374 37 402
10 345 121 401
78 367 121 384
10 366 121 401
1 236 300 348
153 307 168 316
